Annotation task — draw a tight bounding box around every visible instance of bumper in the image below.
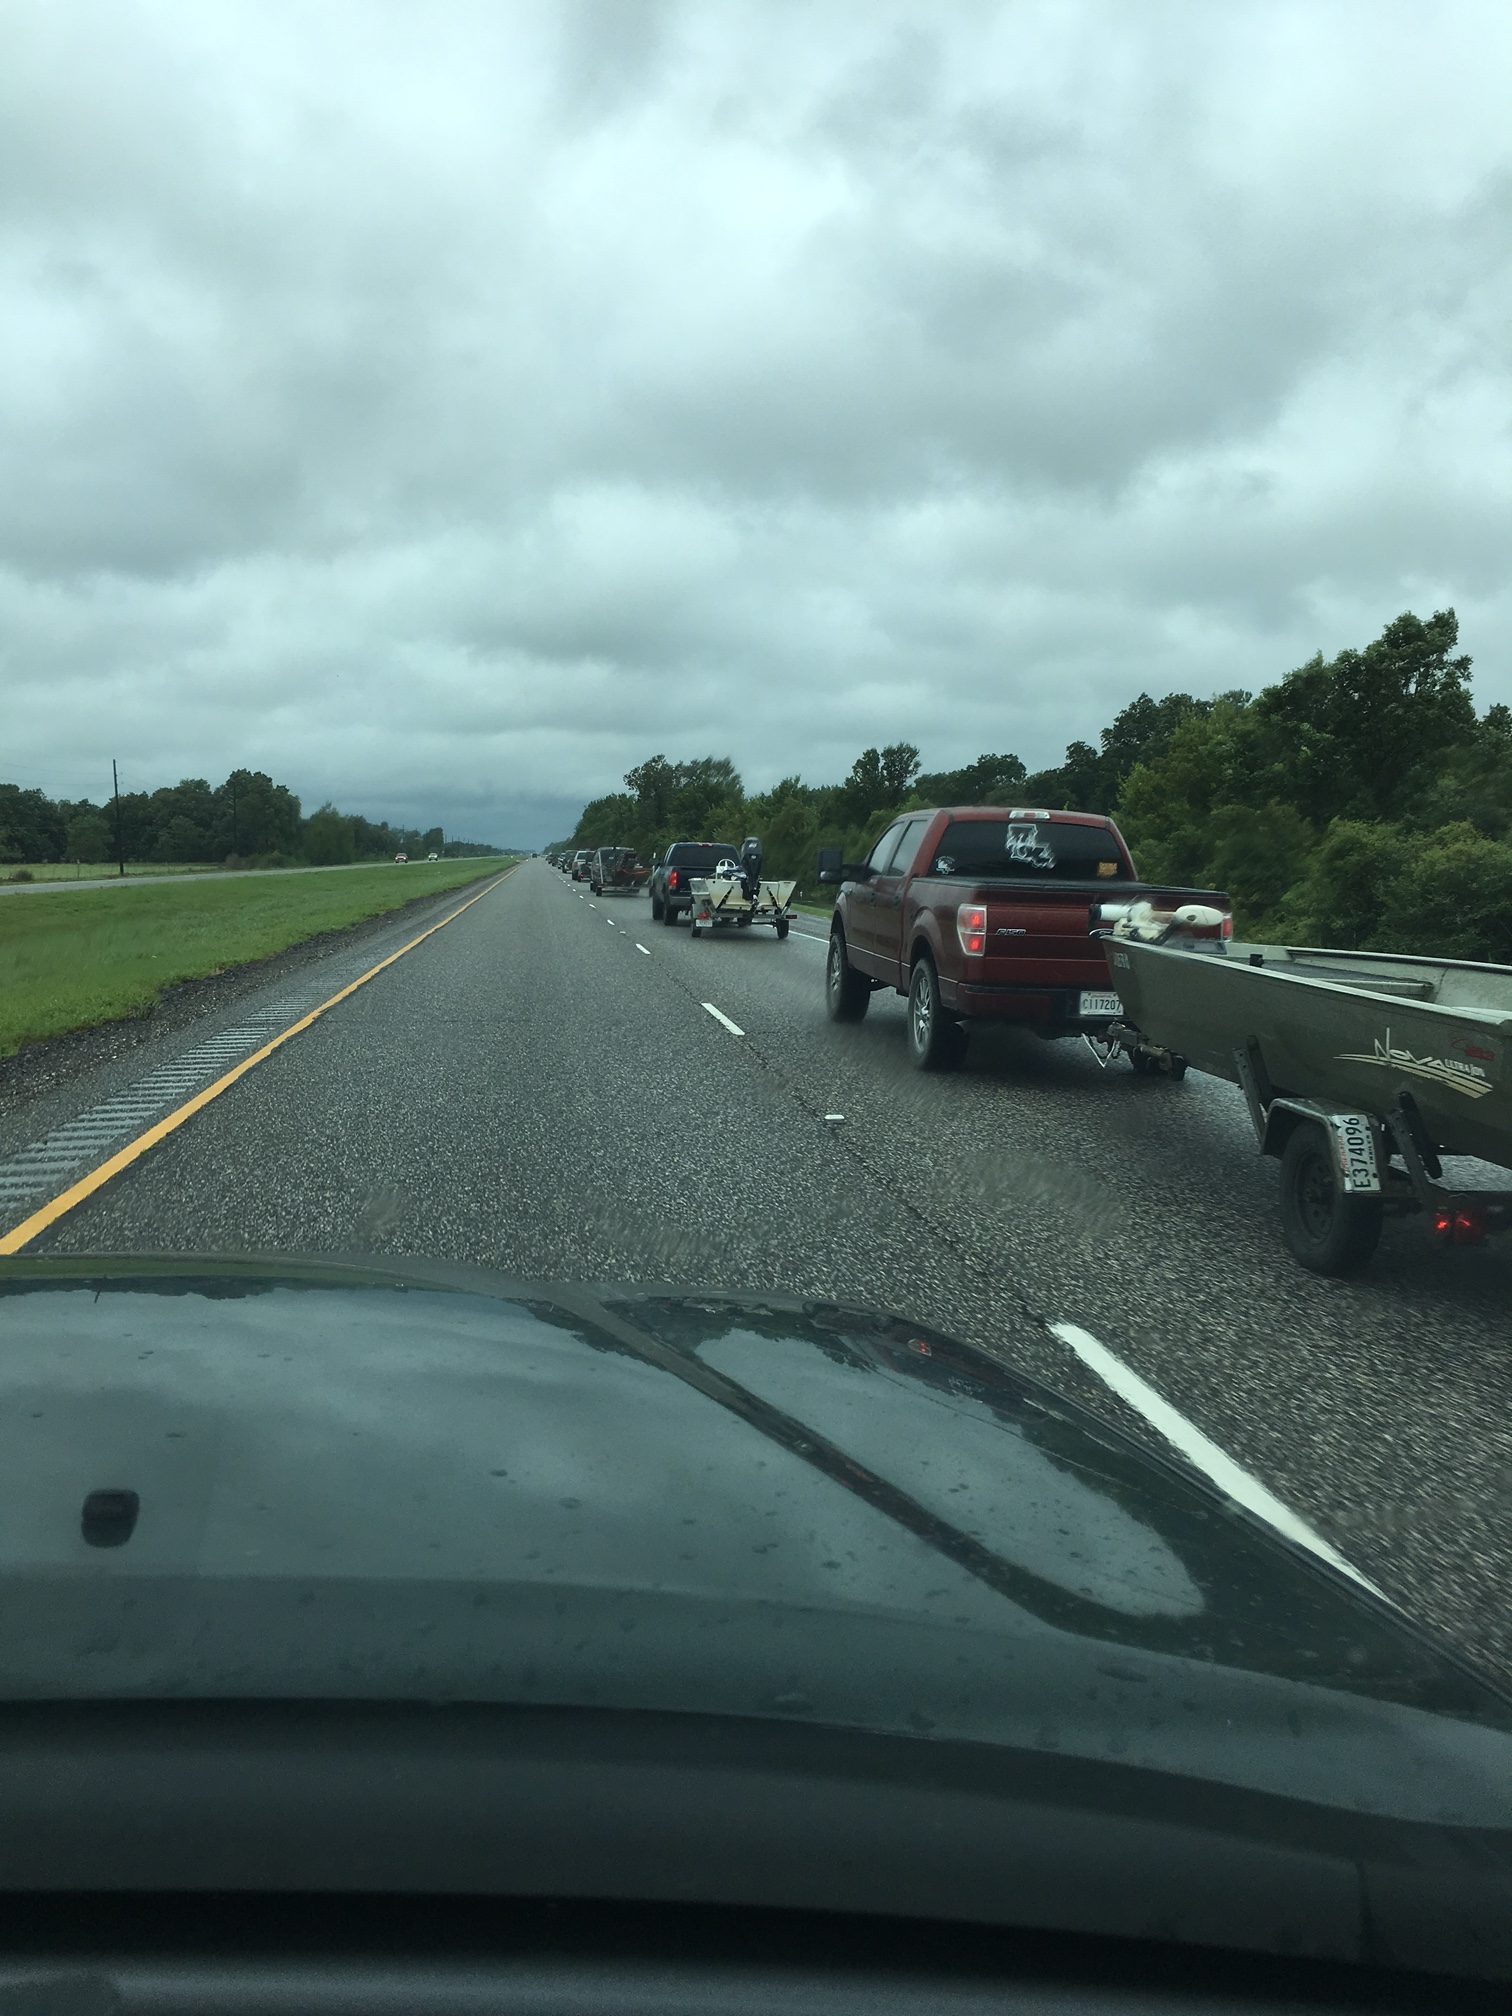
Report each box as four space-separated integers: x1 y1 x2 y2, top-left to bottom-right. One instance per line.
951 981 1119 1034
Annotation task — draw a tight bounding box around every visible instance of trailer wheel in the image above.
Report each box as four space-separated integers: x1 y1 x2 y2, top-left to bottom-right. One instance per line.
1278 1124 1384 1276
907 956 963 1073
826 931 871 1022
775 917 790 940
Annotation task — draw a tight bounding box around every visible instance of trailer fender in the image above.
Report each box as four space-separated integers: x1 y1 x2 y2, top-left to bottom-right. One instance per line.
1260 1099 1382 1194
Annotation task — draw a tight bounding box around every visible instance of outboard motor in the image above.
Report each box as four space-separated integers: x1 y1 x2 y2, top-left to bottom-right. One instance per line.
740 835 763 900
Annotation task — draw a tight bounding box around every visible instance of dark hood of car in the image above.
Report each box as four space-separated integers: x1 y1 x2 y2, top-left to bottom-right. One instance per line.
2 1253 1509 1831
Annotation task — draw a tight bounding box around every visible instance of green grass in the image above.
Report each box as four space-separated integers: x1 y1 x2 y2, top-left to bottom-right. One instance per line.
4 860 229 883
792 898 833 919
0 858 516 1056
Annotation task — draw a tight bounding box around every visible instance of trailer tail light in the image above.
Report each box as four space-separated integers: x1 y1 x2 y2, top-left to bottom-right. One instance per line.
1432 1205 1488 1246
1221 914 1234 939
957 904 987 955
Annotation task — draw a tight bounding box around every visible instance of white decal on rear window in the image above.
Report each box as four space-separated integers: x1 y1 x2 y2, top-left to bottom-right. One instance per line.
1005 823 1056 869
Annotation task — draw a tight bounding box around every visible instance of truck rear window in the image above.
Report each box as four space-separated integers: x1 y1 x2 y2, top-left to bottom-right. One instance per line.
923 819 1128 880
667 843 738 868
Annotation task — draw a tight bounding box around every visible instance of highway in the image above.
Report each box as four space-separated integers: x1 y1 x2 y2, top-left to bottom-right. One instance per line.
4 856 1511 1684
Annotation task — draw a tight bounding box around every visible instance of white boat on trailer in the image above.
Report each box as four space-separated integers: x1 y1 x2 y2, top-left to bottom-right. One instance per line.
686 839 797 942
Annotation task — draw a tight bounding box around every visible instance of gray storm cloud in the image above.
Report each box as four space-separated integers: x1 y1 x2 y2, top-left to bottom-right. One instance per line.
4 0 1510 844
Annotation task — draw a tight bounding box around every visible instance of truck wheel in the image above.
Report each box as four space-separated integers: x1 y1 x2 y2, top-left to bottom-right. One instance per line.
651 893 664 920
1278 1124 1384 1276
775 917 790 940
662 903 679 927
825 931 871 1022
907 957 962 1072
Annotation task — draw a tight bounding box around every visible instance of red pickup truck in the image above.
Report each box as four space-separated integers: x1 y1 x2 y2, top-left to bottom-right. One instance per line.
819 807 1230 1070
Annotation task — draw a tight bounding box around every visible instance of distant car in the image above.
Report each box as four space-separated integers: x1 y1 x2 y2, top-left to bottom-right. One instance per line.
427 852 439 861
570 850 593 881
394 853 408 864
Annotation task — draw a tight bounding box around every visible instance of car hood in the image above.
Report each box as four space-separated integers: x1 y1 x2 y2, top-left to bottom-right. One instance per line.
2 1253 1510 1829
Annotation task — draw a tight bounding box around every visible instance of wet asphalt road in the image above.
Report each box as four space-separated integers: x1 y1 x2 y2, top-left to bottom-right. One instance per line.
11 857 1512 1682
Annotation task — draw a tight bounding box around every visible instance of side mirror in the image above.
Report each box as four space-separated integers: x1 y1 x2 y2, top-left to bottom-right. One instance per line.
818 848 872 885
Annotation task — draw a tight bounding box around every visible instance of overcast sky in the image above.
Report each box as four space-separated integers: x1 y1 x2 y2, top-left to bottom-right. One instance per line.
5 0 1511 846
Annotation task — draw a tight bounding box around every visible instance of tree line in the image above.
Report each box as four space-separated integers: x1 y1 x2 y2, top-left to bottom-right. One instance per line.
556 609 1512 961
0 768 501 874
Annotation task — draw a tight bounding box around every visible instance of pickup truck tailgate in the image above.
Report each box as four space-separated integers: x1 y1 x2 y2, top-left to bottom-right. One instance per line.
972 891 1109 986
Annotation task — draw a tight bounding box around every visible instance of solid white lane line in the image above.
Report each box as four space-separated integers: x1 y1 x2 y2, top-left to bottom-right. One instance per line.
1049 1321 1384 1597
701 1003 745 1037
635 943 651 955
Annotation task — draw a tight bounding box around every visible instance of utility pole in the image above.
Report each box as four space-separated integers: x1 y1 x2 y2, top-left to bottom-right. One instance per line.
112 759 125 878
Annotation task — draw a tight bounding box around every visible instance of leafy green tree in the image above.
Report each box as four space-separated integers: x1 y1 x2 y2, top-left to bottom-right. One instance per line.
153 813 211 863
623 755 678 830
64 810 112 860
1285 820 1412 949
1202 801 1314 931
0 783 66 861
758 794 820 880
837 744 918 825
210 770 301 857
914 751 1026 805
1115 701 1252 884
1248 609 1475 825
304 804 357 865
1413 704 1512 840
1384 823 1512 961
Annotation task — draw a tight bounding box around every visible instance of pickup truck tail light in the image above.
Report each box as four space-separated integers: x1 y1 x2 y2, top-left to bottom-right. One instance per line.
667 869 681 891
956 904 987 956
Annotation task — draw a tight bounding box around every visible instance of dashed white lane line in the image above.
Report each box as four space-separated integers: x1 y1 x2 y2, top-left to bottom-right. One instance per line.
701 1003 745 1037
606 916 616 926
635 943 651 955
1049 1321 1384 1597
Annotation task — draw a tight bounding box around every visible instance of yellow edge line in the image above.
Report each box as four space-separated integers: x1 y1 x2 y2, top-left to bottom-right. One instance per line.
0 865 519 1258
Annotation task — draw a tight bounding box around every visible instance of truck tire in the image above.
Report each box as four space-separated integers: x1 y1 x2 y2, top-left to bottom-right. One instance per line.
651 892 664 920
1278 1123 1384 1276
907 956 963 1072
662 903 680 927
825 931 871 1022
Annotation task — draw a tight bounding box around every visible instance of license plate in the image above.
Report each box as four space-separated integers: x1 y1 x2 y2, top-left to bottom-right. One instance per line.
1078 990 1122 1018
1329 1114 1380 1192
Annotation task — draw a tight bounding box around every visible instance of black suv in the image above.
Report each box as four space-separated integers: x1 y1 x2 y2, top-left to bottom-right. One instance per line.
648 841 740 927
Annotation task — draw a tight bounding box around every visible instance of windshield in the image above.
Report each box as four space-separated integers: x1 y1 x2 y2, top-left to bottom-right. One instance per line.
2 0 1510 1978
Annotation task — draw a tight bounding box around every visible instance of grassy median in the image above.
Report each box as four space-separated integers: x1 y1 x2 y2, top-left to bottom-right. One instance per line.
4 860 225 884
0 859 515 1056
